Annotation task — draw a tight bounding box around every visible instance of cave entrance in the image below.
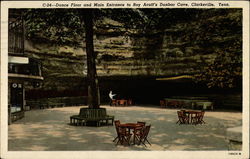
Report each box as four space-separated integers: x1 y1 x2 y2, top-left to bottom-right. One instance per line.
99 76 199 105
98 76 242 110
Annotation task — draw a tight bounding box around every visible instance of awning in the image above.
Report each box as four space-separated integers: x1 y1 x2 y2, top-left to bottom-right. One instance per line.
8 56 29 64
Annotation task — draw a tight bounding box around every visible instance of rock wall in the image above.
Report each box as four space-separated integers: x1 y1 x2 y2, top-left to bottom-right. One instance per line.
24 9 242 107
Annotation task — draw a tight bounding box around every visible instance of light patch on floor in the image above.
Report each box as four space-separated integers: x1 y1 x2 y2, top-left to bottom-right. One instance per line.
157 117 166 120
153 133 168 138
27 145 47 151
173 139 186 144
45 130 64 137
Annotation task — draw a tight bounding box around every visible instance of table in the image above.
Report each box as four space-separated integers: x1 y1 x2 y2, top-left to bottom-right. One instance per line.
119 123 144 144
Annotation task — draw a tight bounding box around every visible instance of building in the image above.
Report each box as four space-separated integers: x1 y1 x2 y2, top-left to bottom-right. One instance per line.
8 10 43 124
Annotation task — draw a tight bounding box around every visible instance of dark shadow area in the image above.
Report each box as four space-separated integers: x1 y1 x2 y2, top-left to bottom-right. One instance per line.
99 76 242 111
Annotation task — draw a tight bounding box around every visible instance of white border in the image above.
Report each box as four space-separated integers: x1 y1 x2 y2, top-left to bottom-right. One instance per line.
1 1 249 159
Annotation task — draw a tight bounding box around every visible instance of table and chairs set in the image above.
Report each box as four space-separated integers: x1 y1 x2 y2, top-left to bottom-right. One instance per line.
176 110 206 125
111 99 133 106
113 120 151 146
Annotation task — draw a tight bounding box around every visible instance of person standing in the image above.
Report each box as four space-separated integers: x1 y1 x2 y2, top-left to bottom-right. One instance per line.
109 91 116 106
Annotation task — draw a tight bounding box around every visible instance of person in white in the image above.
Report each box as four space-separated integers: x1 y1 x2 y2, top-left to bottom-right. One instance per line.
109 91 116 105
109 91 116 100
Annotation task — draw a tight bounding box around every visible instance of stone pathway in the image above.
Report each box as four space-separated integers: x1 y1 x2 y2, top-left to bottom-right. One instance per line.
8 106 242 151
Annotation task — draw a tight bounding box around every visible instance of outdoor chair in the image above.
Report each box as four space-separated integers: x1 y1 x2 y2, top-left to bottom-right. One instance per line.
113 120 121 142
199 111 206 124
160 100 166 107
111 99 117 106
118 100 127 106
176 111 189 124
133 121 146 136
192 111 205 125
191 113 198 125
115 125 132 146
134 125 151 146
128 99 133 106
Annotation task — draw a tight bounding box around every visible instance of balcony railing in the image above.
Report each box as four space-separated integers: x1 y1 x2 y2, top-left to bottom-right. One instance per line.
8 17 24 55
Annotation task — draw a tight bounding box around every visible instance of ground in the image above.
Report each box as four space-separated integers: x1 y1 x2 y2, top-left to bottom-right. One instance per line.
8 105 242 151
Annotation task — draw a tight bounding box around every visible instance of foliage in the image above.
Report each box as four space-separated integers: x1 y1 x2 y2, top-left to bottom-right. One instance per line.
195 50 242 88
24 9 83 46
194 9 242 88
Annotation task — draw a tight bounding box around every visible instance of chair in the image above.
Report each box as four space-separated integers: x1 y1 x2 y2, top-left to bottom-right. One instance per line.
128 99 132 106
190 113 198 124
111 99 117 106
118 100 127 106
196 111 205 125
113 120 121 142
134 125 151 146
176 111 189 124
134 121 146 136
191 111 205 125
160 100 166 108
115 125 131 146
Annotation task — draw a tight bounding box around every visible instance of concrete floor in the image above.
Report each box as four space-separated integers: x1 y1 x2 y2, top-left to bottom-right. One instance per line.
8 106 242 151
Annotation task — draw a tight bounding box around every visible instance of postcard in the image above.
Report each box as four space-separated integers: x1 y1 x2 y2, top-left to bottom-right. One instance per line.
1 1 249 159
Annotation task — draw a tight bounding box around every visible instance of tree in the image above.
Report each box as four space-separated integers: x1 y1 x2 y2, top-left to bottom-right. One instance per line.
81 9 100 108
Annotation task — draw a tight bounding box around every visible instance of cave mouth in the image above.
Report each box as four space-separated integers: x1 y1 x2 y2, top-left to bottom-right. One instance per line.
25 76 242 110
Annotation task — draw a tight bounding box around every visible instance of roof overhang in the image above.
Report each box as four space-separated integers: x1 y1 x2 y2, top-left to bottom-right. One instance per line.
8 56 29 64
